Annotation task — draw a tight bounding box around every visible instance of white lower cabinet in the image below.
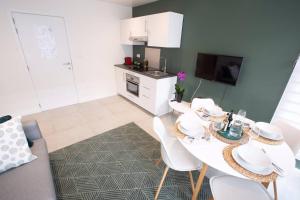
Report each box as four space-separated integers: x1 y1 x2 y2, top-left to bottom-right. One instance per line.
114 67 126 96
114 67 177 116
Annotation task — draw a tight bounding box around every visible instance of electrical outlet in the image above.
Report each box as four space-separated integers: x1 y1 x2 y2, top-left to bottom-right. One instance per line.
136 54 141 58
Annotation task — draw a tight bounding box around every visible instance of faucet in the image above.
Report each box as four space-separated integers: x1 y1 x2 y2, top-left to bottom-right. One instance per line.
160 57 167 73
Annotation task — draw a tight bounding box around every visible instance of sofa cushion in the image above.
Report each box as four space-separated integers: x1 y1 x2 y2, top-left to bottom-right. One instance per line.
0 117 37 173
0 139 56 200
0 115 34 147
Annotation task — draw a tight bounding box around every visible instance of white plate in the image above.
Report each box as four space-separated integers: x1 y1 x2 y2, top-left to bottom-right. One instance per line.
237 144 272 170
178 123 205 138
253 122 283 141
203 106 224 117
232 148 273 175
180 111 204 130
233 114 255 127
194 110 210 121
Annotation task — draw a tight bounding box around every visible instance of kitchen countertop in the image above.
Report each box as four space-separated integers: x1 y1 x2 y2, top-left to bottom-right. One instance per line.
114 64 176 79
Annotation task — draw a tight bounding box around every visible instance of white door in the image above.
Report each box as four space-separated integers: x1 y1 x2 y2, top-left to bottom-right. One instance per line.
12 12 77 111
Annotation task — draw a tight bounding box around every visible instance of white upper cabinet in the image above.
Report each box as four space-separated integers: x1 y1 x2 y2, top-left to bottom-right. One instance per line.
146 12 183 48
120 18 132 45
120 12 184 48
130 16 147 37
120 16 146 45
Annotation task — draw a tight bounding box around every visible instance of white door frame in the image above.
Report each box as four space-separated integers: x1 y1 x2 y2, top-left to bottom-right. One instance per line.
11 11 79 111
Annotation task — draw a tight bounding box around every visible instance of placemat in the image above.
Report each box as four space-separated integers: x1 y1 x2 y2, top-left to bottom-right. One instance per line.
173 122 186 139
245 130 284 145
195 109 227 122
174 122 210 140
223 144 278 182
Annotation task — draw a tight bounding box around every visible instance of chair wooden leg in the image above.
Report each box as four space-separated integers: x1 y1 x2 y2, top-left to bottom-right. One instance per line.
155 157 162 166
154 166 169 200
189 171 195 193
208 197 214 200
273 180 278 200
192 163 208 200
262 181 270 188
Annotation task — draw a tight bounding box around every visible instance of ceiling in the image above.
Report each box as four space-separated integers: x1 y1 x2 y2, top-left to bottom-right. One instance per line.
100 0 159 7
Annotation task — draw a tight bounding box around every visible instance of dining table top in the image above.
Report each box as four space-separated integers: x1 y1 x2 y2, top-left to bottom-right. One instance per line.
173 111 296 180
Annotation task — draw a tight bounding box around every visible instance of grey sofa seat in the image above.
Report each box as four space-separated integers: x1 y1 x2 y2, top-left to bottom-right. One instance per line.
0 121 56 200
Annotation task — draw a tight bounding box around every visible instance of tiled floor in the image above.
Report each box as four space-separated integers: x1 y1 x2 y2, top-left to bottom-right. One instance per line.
22 95 174 152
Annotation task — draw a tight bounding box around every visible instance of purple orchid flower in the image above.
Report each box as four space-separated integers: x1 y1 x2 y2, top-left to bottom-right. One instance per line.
177 71 186 81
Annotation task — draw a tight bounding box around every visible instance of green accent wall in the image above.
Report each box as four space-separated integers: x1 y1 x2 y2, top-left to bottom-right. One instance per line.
133 0 300 121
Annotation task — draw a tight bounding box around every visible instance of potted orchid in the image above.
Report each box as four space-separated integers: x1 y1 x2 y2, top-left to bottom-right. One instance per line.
175 71 186 102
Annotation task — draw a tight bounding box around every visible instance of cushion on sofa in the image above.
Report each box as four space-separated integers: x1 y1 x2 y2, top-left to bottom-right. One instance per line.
0 139 56 200
0 117 37 173
0 115 34 147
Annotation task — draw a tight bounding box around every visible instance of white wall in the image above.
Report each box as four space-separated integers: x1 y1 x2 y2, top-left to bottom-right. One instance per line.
0 0 132 116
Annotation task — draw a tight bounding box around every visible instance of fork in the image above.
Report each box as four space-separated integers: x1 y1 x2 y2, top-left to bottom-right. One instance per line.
261 148 285 175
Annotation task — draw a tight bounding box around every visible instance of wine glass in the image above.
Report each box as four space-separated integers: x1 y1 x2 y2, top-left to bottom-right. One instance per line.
250 126 260 142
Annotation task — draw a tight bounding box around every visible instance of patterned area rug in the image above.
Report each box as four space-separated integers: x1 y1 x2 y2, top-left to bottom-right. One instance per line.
50 123 211 200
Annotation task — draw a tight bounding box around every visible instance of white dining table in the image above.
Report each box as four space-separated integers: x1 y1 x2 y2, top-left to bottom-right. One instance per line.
176 111 296 200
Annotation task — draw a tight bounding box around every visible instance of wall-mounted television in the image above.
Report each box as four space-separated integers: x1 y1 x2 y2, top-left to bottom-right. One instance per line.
195 53 243 86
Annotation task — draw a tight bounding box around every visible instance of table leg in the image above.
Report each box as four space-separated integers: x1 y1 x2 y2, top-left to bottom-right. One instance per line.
273 181 278 200
262 181 278 200
192 163 208 200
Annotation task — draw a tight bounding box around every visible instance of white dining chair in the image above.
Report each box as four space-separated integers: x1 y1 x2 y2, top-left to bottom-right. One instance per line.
270 120 300 200
267 168 300 200
210 175 273 200
153 117 202 200
272 120 300 155
191 98 215 111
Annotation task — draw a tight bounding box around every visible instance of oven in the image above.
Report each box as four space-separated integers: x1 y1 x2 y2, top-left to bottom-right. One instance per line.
126 73 139 97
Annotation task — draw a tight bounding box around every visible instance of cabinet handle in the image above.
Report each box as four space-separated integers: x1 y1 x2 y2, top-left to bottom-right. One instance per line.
142 86 150 90
127 94 135 99
142 95 150 99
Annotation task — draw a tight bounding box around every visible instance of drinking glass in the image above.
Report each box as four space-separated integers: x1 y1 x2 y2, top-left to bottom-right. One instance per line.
229 120 243 137
248 126 260 145
237 109 248 128
213 121 224 131
238 109 246 118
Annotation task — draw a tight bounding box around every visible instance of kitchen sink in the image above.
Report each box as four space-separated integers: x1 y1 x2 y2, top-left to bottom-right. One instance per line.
145 70 169 77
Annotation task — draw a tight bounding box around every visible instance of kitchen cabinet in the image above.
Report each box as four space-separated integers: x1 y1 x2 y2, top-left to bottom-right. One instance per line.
130 16 147 37
120 16 146 45
120 12 183 48
114 67 126 96
114 66 177 116
146 12 183 48
139 75 156 112
115 68 140 104
120 19 132 45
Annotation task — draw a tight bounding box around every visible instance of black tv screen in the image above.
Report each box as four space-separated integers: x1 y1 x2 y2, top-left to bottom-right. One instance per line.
195 53 243 85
